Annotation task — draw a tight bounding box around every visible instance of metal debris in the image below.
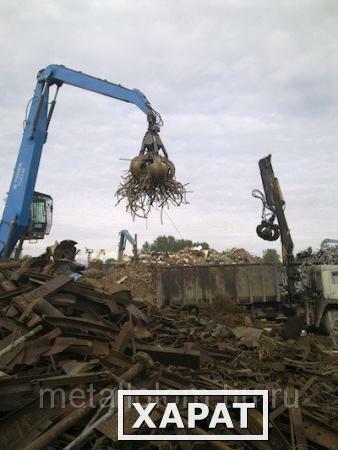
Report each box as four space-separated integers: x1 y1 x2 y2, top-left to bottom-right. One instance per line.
0 250 337 449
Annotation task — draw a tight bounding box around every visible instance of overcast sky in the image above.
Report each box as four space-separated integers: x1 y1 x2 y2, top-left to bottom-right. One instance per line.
0 0 337 260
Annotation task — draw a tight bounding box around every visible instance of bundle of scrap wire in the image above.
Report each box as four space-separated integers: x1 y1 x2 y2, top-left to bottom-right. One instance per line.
116 153 187 218
116 129 187 218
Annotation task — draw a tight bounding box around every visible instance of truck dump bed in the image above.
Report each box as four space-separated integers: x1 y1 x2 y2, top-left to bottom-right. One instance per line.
156 263 280 307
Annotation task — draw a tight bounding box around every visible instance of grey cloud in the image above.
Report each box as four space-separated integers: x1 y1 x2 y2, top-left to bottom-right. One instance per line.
0 0 337 259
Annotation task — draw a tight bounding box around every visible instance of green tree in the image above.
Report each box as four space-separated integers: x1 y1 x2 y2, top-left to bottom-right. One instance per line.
105 258 116 264
263 248 281 267
142 235 210 253
193 241 210 250
150 235 190 252
141 241 151 254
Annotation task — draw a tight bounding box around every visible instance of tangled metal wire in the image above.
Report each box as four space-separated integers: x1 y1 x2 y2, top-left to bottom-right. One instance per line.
116 127 188 218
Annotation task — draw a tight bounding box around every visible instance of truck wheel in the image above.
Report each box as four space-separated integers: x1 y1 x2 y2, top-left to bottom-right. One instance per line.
321 310 338 337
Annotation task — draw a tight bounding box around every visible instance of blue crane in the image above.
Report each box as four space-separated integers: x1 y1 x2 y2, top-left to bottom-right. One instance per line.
0 65 163 258
118 229 138 262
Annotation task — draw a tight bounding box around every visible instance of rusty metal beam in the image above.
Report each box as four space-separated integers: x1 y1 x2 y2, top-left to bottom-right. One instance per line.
133 343 200 368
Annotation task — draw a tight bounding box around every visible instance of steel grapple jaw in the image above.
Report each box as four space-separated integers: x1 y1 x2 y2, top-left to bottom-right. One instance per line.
116 123 187 218
256 220 280 241
130 154 175 185
130 127 175 186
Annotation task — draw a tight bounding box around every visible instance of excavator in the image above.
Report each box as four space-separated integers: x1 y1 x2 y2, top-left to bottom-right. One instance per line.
0 65 167 258
117 230 138 262
253 155 338 337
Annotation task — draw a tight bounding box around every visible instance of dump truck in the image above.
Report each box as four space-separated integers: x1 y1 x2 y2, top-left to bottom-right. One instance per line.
253 154 338 337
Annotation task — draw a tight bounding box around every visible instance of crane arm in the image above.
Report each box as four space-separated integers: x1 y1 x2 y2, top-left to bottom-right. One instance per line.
253 155 297 296
0 65 161 257
118 230 138 262
38 65 155 116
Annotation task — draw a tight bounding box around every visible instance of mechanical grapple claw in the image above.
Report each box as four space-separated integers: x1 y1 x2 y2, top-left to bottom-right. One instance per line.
252 188 281 241
256 221 280 241
116 127 187 218
130 154 175 183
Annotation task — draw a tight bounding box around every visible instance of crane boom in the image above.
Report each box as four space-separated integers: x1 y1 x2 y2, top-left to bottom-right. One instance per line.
253 154 297 297
0 65 160 257
38 65 153 114
118 230 138 262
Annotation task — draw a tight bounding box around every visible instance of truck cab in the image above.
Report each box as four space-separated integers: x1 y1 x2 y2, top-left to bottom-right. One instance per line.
310 265 338 336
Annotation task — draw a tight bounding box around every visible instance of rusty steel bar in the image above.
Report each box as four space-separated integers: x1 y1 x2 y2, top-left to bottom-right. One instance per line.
0 260 21 270
0 325 43 358
25 353 152 450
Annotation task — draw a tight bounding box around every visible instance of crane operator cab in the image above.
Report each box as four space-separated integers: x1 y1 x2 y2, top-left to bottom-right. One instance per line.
26 192 53 240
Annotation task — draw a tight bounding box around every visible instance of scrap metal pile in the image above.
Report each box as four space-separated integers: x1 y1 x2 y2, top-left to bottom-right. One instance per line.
117 246 261 266
116 126 187 218
297 243 338 265
296 243 338 293
0 257 337 449
143 246 262 266
84 261 157 304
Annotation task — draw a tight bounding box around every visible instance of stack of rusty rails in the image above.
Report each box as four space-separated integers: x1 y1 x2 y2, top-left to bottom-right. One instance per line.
0 257 149 448
0 258 337 449
143 305 338 449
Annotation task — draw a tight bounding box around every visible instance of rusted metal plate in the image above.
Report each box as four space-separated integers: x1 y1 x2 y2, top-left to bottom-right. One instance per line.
156 264 280 306
303 419 337 449
0 398 62 449
235 264 279 304
302 410 338 450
